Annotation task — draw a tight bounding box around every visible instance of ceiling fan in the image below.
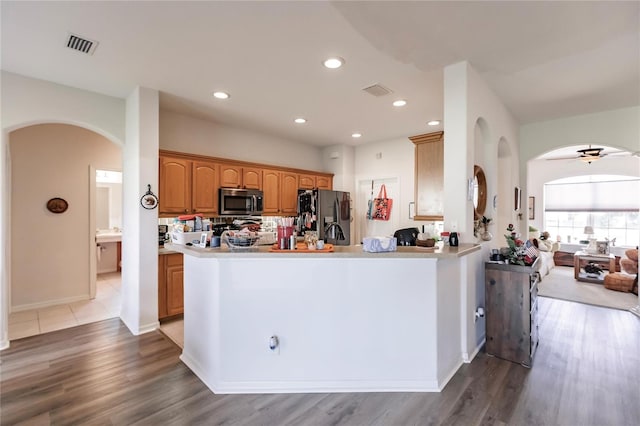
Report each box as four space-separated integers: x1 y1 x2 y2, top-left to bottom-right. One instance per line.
576 145 605 164
545 145 639 164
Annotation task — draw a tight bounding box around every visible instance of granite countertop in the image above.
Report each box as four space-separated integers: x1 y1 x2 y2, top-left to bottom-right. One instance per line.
158 246 179 255
166 242 480 259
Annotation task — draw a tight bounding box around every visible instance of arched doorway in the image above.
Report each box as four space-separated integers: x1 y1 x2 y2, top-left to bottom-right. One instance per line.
8 123 122 339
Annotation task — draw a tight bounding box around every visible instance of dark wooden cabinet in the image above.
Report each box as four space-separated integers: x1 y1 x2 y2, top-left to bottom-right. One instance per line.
485 259 540 367
158 253 184 320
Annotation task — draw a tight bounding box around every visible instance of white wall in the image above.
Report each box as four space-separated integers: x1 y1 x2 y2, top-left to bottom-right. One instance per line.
1 72 126 349
520 106 640 161
354 136 425 239
1 71 125 142
322 144 355 195
10 124 121 309
160 110 324 171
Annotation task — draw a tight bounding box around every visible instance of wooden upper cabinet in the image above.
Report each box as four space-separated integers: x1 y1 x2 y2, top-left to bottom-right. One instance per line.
410 131 444 221
159 150 333 216
262 169 280 214
316 175 332 190
280 172 299 214
192 160 218 215
219 164 243 188
299 173 332 190
159 156 192 215
243 167 262 189
298 174 315 190
219 163 262 189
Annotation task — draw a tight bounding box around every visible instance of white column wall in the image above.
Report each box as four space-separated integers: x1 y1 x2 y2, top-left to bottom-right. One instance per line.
443 61 521 358
443 62 472 238
120 87 159 335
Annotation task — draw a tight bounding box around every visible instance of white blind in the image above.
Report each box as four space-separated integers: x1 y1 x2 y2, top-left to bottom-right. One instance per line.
545 179 640 211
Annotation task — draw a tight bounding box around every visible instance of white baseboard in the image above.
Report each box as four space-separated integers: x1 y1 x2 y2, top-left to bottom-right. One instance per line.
12 294 90 312
180 352 442 394
462 337 486 363
137 321 160 335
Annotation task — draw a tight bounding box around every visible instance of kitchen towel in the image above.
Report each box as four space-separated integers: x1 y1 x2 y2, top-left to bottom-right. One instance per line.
372 184 393 221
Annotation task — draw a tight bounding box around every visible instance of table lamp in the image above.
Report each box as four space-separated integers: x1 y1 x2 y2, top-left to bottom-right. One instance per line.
584 226 597 253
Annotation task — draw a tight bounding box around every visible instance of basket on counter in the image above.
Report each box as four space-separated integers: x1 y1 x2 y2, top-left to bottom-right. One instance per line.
221 231 261 250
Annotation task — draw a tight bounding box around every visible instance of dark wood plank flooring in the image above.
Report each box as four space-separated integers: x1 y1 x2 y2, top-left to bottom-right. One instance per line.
2 297 639 425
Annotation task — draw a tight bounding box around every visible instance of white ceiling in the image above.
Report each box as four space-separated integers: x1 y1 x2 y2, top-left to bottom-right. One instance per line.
2 1 638 148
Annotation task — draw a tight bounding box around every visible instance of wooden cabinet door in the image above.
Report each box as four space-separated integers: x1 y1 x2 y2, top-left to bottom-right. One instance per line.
219 164 242 188
262 169 280 214
192 160 218 215
159 156 192 214
243 167 262 189
316 175 332 190
281 172 299 214
410 131 444 221
298 174 315 189
158 255 167 319
165 253 184 317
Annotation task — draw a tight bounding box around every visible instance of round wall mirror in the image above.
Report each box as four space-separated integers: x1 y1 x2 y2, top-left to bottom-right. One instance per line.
473 165 487 220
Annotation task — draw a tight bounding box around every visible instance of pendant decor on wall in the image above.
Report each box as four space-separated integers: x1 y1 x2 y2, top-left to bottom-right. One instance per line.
46 197 68 214
140 184 158 210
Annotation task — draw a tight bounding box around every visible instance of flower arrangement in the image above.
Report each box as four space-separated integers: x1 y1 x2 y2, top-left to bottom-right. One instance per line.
504 224 536 266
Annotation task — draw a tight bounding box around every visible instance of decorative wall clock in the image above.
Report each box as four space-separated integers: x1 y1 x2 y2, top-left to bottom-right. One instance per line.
46 197 68 214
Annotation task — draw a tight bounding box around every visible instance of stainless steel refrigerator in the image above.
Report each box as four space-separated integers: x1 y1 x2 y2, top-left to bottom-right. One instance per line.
297 189 350 246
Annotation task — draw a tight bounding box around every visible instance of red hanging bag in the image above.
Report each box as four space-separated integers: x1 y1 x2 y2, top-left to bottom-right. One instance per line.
372 184 393 221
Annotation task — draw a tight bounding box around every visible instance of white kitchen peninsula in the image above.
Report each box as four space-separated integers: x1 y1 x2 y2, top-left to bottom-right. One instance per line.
170 243 480 394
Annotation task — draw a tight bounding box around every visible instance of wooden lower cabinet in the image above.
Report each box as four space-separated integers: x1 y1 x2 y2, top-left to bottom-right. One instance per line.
485 259 540 367
158 253 184 320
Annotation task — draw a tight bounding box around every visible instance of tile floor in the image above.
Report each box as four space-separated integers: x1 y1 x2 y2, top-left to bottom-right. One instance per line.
8 272 121 341
159 318 184 348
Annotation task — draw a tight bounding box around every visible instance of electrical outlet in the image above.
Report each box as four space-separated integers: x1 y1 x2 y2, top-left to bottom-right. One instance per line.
268 335 280 355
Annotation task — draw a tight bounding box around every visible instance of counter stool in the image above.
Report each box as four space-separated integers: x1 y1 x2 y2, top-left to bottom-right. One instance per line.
603 273 635 292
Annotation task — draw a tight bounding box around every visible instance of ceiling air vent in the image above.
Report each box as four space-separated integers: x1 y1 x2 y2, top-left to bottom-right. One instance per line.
65 33 98 55
362 84 393 97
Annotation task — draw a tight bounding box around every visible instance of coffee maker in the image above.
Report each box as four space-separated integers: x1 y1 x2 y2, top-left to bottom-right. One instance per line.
158 225 168 247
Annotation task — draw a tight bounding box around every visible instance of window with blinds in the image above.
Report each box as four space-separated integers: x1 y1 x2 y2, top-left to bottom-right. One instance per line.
543 176 639 246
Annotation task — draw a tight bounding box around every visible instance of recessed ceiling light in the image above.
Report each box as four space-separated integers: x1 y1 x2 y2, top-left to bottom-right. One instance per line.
323 57 345 69
427 120 440 126
213 91 230 99
294 118 307 124
351 133 362 138
392 99 407 107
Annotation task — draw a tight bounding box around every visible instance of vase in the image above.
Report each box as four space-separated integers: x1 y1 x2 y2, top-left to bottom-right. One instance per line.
481 229 493 241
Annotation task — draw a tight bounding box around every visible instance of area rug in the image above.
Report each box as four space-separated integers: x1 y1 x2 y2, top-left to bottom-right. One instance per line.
538 266 638 311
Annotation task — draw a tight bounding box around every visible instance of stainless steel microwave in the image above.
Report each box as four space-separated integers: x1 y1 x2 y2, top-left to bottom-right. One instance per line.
219 188 264 216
